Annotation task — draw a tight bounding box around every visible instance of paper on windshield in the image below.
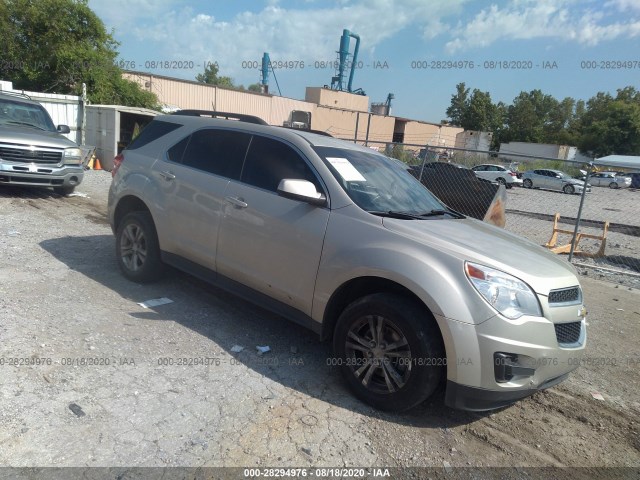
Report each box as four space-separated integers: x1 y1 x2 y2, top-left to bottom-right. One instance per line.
326 157 366 182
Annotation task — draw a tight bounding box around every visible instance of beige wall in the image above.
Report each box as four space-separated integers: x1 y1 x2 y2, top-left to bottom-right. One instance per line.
123 72 460 148
311 106 394 143
398 122 464 151
305 87 369 113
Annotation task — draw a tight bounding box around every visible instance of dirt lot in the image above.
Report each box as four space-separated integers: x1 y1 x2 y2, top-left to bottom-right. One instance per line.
0 172 639 477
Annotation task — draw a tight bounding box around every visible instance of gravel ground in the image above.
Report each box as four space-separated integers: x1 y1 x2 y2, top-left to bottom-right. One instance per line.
0 172 639 477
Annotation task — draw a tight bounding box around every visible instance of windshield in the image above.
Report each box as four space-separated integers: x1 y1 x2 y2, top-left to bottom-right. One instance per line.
0 98 57 132
314 146 447 215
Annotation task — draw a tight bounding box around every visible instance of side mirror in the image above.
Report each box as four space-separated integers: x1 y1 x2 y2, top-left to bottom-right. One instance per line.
277 179 326 206
57 125 70 134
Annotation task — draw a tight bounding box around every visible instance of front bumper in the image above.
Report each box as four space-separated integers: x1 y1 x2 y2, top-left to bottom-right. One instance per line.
438 305 586 411
0 162 84 188
445 374 569 411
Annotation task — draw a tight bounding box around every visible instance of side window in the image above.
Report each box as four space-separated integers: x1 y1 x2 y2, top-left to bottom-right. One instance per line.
179 129 251 179
241 135 322 193
127 120 182 150
167 136 190 163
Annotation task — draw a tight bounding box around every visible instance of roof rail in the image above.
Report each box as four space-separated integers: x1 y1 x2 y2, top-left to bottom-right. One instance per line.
281 126 333 137
172 110 268 125
0 90 32 100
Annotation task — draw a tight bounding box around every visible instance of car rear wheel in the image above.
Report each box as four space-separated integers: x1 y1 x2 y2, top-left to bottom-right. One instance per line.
563 184 575 194
116 211 163 283
496 177 506 186
523 179 533 188
333 293 445 412
609 182 619 189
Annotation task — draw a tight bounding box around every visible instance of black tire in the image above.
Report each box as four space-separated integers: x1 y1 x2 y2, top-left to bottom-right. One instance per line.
54 185 75 196
523 179 533 189
115 211 163 283
333 293 445 412
563 184 575 194
496 177 506 186
609 182 619 189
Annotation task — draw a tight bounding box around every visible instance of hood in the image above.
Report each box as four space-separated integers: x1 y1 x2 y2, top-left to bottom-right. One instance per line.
383 217 579 296
0 125 76 149
564 178 585 186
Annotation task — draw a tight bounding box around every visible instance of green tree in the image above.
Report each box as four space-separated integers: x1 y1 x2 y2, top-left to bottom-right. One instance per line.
195 62 235 88
446 82 469 127
462 89 500 132
248 83 263 93
578 88 640 156
503 90 559 143
0 0 157 108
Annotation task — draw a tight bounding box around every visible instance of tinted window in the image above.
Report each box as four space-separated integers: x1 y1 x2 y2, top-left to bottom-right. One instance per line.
180 129 251 179
167 136 190 163
242 136 321 193
127 120 181 150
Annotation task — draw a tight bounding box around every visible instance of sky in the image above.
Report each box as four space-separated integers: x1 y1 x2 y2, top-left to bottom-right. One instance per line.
88 0 640 123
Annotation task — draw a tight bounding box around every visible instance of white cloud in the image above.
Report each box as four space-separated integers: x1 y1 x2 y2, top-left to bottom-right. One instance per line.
446 0 640 53
605 0 640 12
112 0 467 78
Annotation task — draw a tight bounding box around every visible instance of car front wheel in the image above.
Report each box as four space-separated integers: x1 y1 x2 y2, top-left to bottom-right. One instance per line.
523 179 533 188
609 182 619 189
116 211 163 283
563 184 575 194
333 293 445 412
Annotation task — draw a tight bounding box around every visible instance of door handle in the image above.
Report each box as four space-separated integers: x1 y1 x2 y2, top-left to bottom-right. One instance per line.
225 196 248 208
159 170 176 181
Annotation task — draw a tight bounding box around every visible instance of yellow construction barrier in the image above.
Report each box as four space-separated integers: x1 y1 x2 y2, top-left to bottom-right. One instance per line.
545 213 609 258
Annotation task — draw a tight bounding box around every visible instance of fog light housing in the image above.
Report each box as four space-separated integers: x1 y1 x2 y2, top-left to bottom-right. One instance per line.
494 352 536 383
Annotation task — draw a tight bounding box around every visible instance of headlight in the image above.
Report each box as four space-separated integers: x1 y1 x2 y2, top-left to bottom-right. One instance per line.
63 148 82 165
465 262 542 319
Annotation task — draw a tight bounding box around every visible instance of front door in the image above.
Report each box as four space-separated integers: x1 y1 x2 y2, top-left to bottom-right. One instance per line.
216 135 330 315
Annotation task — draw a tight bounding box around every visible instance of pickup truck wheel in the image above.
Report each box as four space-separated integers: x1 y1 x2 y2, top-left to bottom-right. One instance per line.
333 293 444 411
116 211 163 283
523 179 533 188
53 185 75 196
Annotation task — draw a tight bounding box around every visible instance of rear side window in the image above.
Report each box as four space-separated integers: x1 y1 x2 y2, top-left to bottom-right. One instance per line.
167 136 190 163
127 120 181 150
241 135 322 193
179 129 251 179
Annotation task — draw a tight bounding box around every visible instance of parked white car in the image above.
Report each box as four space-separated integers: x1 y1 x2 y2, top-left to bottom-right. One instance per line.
471 164 522 188
589 171 632 189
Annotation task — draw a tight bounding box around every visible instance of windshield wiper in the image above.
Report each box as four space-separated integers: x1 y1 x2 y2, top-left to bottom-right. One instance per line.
417 209 465 219
369 209 465 220
6 121 46 130
368 210 425 220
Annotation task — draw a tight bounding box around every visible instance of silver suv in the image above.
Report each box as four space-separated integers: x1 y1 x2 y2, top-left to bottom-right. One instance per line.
0 91 84 195
108 112 587 412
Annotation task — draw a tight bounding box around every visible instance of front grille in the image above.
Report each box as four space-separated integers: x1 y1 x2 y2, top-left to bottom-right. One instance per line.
549 287 581 305
555 321 582 345
0 145 63 164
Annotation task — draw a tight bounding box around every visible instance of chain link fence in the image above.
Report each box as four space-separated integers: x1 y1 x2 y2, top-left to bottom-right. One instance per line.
356 140 640 289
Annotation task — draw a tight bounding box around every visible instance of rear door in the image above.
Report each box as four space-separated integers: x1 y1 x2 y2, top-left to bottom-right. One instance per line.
216 135 330 315
151 128 251 269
